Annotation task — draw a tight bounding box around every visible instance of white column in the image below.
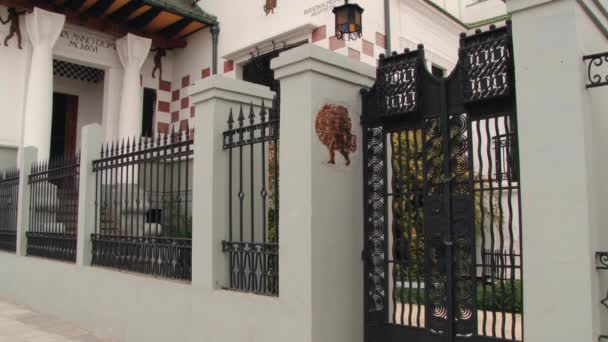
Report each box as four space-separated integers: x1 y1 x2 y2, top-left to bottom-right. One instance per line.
271 44 375 342
116 33 151 140
507 1 603 341
76 124 103 266
21 8 65 160
102 67 123 142
15 146 37 256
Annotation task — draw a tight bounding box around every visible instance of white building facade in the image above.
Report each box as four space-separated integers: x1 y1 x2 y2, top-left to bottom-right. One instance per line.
0 1 606 342
0 0 506 166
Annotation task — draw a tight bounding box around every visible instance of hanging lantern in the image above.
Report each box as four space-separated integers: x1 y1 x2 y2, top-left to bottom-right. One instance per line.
332 0 364 41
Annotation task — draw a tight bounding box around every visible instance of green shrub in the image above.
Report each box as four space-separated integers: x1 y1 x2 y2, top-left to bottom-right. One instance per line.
394 280 522 314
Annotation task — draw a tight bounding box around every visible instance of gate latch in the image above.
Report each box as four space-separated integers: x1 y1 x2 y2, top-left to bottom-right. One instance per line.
443 240 454 246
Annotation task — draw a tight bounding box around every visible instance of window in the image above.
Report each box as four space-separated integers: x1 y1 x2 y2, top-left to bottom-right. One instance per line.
142 88 156 138
493 133 518 181
431 64 445 78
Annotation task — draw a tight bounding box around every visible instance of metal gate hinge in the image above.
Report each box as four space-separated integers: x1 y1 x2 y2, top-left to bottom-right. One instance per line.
361 250 368 261
443 240 454 246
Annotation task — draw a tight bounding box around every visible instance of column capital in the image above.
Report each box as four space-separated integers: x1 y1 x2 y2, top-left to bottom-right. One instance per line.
116 33 152 70
271 43 375 88
24 7 66 49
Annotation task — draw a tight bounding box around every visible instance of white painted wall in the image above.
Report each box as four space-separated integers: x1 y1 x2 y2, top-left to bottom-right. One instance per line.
428 0 507 23
0 5 29 150
399 0 463 71
53 75 104 150
508 0 608 340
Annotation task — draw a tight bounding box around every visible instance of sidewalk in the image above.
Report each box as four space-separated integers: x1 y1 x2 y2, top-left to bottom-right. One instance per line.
0 299 110 342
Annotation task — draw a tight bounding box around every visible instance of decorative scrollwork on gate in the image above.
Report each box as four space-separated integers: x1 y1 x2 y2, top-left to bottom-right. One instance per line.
597 252 608 311
366 125 386 312
450 114 471 195
376 48 420 117
425 118 444 194
583 53 608 88
460 24 513 103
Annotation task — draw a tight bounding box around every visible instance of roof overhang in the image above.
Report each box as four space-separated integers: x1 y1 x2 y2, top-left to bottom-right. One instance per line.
0 0 218 48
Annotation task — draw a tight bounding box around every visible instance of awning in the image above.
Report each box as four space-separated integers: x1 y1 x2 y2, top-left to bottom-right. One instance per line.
0 0 217 48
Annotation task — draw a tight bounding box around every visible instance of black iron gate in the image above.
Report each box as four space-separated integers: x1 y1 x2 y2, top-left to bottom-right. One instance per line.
362 23 523 342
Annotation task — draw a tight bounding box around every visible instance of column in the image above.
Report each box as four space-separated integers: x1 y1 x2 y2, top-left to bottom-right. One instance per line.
116 33 151 140
76 124 103 266
21 8 65 160
101 67 123 142
507 0 604 341
271 44 375 342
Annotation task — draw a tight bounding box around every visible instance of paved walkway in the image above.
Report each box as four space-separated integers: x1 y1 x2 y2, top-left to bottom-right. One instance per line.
0 299 109 342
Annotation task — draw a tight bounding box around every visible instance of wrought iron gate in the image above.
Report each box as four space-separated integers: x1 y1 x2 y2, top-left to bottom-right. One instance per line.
362 23 523 342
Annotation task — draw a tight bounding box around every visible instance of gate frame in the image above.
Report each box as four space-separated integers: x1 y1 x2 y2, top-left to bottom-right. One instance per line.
361 22 522 342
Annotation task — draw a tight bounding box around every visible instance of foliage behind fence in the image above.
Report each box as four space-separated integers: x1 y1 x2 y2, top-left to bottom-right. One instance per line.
92 128 193 281
27 154 80 262
0 168 19 252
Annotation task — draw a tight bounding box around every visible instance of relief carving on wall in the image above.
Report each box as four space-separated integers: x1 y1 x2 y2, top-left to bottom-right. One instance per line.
1 8 26 49
264 0 277 15
315 104 357 166
151 48 167 79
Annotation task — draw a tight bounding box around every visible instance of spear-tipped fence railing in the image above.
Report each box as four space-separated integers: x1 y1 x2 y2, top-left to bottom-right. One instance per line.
27 154 80 262
0 168 19 252
222 98 280 296
92 126 193 281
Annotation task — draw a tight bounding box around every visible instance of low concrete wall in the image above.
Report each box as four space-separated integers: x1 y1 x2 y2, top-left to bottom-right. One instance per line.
0 251 289 342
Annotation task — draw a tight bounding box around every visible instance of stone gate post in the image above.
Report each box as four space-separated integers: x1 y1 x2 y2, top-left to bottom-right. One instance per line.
271 44 375 342
507 0 608 340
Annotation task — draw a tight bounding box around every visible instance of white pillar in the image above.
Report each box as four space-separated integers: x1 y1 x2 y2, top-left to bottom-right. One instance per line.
76 124 103 266
189 75 275 289
15 146 37 257
271 44 375 342
21 8 65 160
102 67 123 142
116 33 151 140
507 1 603 341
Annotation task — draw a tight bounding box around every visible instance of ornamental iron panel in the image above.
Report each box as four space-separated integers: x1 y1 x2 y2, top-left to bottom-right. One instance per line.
583 52 608 88
221 98 280 296
92 127 193 281
362 22 523 342
27 154 80 262
0 168 19 252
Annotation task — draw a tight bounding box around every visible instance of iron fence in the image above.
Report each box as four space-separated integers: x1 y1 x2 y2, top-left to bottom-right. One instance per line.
222 99 279 296
27 155 80 262
0 168 19 252
92 127 193 281
481 249 521 283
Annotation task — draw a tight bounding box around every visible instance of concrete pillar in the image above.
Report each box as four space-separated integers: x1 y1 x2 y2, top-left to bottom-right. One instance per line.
76 124 103 266
15 146 37 256
271 44 375 342
21 8 65 160
102 67 123 142
189 75 275 289
507 1 602 341
116 33 151 141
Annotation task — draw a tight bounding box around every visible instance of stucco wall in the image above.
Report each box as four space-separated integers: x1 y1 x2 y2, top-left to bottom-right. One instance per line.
509 0 608 340
0 5 28 149
576 2 608 335
0 146 17 169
